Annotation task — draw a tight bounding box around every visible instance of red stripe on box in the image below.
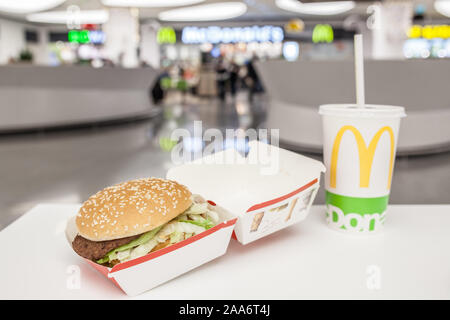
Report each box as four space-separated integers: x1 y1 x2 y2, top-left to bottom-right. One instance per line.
245 179 318 213
109 278 124 291
86 259 109 277
110 217 238 273
85 259 124 291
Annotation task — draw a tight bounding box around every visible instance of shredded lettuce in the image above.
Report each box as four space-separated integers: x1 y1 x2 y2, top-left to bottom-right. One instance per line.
170 231 184 244
176 221 206 234
96 226 162 264
185 202 219 225
205 210 220 224
184 203 209 215
128 238 159 261
116 250 131 261
178 218 214 230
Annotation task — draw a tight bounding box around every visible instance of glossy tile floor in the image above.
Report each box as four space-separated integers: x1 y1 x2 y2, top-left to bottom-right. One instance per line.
0 93 449 230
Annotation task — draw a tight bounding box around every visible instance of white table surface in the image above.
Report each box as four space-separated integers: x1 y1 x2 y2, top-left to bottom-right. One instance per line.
1 203 449 299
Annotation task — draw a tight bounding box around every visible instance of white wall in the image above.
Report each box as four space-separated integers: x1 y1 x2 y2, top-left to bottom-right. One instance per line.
371 2 413 60
0 18 49 65
102 8 139 68
28 27 50 65
0 19 26 64
140 21 160 68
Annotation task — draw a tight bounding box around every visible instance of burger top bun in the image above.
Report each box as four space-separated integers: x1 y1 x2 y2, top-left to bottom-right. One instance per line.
76 178 192 241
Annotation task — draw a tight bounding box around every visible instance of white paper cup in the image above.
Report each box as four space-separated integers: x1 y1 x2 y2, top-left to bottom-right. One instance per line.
319 104 406 234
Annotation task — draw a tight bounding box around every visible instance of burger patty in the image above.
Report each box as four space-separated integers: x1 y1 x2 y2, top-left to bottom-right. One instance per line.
72 233 141 261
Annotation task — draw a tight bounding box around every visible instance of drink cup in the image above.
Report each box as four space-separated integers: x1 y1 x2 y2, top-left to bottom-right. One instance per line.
319 104 406 234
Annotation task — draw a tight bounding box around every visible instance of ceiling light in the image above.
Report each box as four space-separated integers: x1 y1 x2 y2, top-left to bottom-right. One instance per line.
0 0 66 14
434 0 450 18
158 2 247 21
276 0 355 15
27 10 109 24
101 0 205 7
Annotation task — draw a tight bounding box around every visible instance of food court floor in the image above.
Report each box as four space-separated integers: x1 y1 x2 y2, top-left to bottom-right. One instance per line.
0 94 449 230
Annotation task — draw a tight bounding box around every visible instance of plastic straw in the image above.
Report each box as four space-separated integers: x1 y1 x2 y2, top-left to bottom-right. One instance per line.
354 34 365 107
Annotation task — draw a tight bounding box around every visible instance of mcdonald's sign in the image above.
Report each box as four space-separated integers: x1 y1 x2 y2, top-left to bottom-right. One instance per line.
312 24 334 43
330 125 395 190
157 27 176 44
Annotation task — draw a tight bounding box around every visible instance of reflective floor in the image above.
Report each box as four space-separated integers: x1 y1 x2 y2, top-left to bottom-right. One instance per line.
0 93 449 230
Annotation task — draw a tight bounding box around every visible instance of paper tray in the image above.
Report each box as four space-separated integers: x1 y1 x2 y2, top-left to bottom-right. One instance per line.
167 141 325 245
66 202 236 296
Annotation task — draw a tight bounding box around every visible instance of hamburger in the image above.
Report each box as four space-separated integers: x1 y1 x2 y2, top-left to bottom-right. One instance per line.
72 178 220 267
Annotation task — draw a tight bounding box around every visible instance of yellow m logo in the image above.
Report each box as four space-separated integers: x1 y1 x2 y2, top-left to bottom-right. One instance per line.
312 24 334 43
330 125 395 189
157 27 176 44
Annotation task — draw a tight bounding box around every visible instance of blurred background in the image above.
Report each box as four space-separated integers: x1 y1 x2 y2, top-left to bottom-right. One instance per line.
0 0 449 230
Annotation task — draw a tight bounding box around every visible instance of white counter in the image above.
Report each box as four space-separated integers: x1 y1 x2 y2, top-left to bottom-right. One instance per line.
1 203 449 299
0 66 158 132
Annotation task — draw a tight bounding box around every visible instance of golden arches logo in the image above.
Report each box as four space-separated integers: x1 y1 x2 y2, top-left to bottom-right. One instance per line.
312 24 333 43
157 27 176 44
330 125 395 189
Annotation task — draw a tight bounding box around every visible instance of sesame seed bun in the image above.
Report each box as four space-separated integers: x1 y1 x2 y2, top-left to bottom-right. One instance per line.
76 178 192 241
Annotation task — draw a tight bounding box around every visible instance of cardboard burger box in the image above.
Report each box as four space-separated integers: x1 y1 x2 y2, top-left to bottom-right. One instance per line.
65 141 324 296
167 141 325 245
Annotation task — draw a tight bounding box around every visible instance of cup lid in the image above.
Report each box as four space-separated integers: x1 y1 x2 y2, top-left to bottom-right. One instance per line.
319 104 406 118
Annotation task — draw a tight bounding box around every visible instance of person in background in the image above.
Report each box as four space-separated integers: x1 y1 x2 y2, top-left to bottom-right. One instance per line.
245 58 264 103
215 57 229 102
151 67 170 105
229 61 239 100
177 63 189 104
178 64 185 79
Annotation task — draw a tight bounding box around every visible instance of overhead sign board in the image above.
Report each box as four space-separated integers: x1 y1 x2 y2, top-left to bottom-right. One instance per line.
181 25 284 44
